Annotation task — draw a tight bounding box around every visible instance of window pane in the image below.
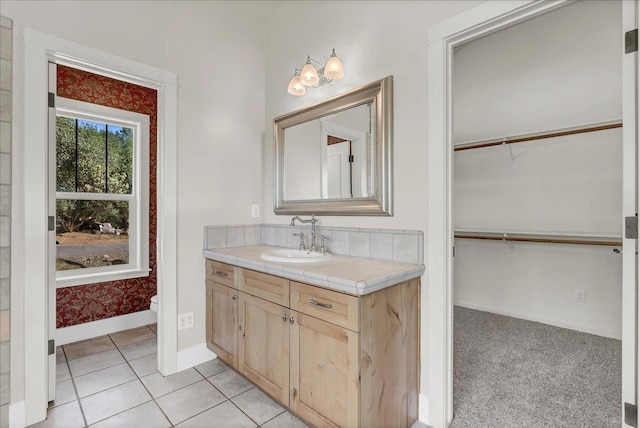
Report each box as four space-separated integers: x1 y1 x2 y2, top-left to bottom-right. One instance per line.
56 199 129 271
56 116 77 192
107 125 133 194
77 119 106 193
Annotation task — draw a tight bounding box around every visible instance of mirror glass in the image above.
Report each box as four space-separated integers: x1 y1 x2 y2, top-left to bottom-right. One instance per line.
274 76 393 216
283 102 375 200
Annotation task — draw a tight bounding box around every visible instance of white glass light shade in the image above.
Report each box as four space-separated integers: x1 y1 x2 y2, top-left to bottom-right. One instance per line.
300 58 320 86
287 74 306 96
324 52 344 80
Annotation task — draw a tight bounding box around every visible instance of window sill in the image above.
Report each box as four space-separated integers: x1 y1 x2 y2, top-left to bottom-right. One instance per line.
56 268 151 288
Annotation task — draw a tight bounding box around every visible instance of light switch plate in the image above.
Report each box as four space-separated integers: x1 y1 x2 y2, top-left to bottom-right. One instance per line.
251 204 260 218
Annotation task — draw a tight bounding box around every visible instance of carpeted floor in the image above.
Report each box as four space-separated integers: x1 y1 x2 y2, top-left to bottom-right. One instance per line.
452 306 621 428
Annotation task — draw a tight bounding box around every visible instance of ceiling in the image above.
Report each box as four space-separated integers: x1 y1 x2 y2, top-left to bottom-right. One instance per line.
217 1 284 25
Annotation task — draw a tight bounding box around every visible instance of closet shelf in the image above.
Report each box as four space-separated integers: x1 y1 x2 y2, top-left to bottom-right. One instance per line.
453 120 622 152
454 231 622 246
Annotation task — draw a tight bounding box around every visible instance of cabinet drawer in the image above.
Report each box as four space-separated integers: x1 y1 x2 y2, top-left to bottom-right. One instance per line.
290 282 360 332
206 260 235 288
240 269 289 307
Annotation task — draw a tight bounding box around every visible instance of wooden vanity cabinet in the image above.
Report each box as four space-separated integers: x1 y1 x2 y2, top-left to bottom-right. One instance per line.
237 292 290 405
205 259 420 428
205 261 238 368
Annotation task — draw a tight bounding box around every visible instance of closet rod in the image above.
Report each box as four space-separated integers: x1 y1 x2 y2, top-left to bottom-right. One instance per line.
453 120 622 152
454 231 622 247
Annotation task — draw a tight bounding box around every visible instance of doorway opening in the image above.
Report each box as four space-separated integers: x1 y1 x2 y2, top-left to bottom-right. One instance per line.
450 1 623 426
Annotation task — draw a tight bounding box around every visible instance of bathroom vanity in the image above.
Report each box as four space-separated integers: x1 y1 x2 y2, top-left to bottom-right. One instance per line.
203 245 424 428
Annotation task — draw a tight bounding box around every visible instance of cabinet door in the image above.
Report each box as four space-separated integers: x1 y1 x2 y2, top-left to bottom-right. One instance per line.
206 280 237 368
290 311 360 428
237 292 290 406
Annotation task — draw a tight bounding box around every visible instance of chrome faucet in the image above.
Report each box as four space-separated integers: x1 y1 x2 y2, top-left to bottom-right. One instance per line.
290 215 319 252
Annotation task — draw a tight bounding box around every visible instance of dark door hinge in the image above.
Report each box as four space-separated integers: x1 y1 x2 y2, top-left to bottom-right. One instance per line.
626 29 638 54
348 155 354 163
48 92 55 108
625 216 638 239
625 402 637 427
48 339 55 356
48 216 55 231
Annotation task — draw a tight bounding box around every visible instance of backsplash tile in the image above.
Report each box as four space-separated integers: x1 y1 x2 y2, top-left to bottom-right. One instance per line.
204 224 424 264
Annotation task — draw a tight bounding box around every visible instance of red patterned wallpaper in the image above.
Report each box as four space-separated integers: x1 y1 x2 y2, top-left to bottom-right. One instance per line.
56 65 158 328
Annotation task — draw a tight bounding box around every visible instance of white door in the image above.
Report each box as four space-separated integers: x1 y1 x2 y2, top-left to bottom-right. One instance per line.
327 141 351 198
47 62 57 401
622 2 639 427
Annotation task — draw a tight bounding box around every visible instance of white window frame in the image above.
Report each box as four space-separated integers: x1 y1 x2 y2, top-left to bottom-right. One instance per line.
54 96 150 288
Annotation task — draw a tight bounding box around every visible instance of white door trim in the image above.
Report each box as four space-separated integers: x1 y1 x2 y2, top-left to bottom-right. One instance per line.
21 27 178 426
425 1 573 426
622 2 640 426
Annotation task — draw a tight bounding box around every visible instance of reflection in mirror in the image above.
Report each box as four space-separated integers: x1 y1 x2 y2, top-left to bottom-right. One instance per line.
283 103 375 200
274 76 393 216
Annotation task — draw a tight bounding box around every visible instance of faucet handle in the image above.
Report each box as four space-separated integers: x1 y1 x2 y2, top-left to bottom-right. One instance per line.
293 233 305 250
320 235 329 254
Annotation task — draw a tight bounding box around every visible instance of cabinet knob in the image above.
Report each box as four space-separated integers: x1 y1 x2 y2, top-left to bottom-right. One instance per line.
282 314 287 322
215 270 229 277
289 316 295 324
232 294 237 301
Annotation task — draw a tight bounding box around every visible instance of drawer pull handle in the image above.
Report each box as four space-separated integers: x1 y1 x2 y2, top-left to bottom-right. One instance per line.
309 299 332 309
232 294 237 301
215 271 229 277
282 314 287 322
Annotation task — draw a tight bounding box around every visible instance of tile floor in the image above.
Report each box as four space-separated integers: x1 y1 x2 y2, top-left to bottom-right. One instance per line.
32 325 307 428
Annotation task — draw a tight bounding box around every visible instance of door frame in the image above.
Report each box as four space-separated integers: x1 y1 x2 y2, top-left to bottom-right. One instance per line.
422 1 632 426
623 0 640 425
21 28 178 425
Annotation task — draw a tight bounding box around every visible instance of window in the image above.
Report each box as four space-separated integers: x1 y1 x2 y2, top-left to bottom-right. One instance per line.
54 97 150 287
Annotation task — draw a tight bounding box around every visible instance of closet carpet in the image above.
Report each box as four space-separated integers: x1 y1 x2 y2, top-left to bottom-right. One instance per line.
452 306 621 428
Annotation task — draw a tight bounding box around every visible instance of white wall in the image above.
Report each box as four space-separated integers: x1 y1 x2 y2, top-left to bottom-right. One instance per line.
264 0 483 231
2 0 266 405
453 0 623 338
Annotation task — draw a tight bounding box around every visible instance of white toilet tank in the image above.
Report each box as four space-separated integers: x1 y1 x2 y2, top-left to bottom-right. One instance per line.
150 295 158 313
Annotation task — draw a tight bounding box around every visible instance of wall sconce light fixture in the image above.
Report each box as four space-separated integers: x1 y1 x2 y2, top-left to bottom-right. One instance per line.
287 48 344 96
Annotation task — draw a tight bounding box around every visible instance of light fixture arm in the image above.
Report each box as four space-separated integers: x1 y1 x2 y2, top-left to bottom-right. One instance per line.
288 49 344 96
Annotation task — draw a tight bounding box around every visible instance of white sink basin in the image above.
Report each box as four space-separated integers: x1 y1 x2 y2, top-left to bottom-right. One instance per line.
260 248 333 263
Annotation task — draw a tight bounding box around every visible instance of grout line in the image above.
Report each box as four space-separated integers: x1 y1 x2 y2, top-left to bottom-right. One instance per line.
257 408 287 427
107 332 177 427
61 346 89 428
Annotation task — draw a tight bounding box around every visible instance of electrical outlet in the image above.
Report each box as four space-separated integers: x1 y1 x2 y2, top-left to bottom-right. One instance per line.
251 204 260 218
178 312 194 330
576 290 587 303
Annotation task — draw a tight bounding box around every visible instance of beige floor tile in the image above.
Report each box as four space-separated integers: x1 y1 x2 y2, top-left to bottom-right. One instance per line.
75 363 136 398
56 363 70 382
231 388 285 426
177 401 256 428
148 323 157 333
80 379 151 425
55 347 65 365
49 380 76 408
141 368 203 398
110 326 156 348
207 369 253 398
64 336 115 361
67 349 125 377
261 411 309 428
32 401 84 428
193 358 228 378
119 338 156 361
89 401 170 428
129 353 158 377
156 380 226 425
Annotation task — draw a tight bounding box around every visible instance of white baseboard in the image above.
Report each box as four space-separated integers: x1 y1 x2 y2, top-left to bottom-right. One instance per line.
176 342 216 372
56 310 157 345
10 401 25 428
419 393 429 426
454 301 620 340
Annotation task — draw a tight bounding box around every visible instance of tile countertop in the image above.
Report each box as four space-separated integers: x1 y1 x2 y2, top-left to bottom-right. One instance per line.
202 245 425 296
